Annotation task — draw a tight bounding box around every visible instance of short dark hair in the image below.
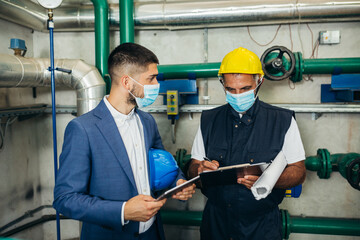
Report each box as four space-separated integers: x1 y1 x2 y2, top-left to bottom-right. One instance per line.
108 43 159 82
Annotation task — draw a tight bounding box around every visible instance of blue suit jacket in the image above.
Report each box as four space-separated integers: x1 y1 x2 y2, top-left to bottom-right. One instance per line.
53 100 182 240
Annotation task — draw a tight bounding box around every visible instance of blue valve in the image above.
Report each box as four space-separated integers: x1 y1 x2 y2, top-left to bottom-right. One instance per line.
285 184 302 198
9 38 27 56
9 38 27 51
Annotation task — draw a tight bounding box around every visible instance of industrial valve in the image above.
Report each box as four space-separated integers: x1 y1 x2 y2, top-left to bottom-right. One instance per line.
260 46 360 82
260 46 295 81
305 148 360 190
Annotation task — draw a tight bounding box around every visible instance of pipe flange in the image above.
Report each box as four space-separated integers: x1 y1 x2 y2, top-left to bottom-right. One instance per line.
281 209 291 239
298 52 303 82
317 148 332 179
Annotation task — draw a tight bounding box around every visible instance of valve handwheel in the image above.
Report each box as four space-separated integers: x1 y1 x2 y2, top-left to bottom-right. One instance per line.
260 46 295 81
346 158 360 191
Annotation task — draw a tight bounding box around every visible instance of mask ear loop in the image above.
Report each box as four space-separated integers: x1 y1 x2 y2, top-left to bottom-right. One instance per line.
218 75 227 94
254 76 264 98
127 75 145 99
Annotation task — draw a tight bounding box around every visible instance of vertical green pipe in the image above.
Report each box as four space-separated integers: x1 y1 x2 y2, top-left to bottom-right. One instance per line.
120 0 134 43
91 0 110 94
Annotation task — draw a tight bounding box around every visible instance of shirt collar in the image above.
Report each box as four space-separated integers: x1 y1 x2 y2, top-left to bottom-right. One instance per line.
103 95 135 124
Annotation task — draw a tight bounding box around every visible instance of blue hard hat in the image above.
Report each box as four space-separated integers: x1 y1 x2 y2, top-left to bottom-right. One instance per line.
149 148 179 191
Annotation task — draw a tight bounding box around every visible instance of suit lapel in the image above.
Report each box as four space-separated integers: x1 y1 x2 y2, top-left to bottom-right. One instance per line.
94 101 137 191
136 109 150 152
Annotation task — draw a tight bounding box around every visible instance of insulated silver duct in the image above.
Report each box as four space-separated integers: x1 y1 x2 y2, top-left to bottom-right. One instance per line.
0 0 359 32
0 54 105 116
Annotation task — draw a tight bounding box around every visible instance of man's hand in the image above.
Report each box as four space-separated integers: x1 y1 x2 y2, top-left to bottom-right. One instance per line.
237 175 259 189
124 195 166 222
188 159 219 178
172 179 196 200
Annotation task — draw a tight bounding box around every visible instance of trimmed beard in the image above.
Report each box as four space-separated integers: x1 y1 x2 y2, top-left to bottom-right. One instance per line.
127 85 138 107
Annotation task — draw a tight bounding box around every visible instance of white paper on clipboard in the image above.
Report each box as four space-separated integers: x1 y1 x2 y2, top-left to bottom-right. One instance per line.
155 176 200 201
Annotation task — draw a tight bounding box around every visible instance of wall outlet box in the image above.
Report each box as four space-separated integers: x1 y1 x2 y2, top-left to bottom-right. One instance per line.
319 31 340 45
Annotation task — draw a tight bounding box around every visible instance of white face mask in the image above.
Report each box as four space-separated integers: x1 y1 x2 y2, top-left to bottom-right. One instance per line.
223 77 263 113
226 89 257 113
128 76 160 108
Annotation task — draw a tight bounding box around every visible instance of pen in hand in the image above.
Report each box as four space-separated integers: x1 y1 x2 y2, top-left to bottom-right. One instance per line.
203 157 219 171
203 157 212 162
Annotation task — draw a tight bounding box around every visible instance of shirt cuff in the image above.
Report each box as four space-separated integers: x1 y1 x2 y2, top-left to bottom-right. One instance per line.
121 202 129 225
191 154 205 161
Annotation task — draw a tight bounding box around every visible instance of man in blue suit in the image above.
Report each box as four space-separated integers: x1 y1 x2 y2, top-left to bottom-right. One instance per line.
53 43 195 240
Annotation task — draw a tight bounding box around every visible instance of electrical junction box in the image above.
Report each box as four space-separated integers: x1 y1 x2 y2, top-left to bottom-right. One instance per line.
319 31 340 45
167 90 179 115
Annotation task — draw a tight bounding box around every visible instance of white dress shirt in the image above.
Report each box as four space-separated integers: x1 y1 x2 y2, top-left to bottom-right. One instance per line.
104 96 154 233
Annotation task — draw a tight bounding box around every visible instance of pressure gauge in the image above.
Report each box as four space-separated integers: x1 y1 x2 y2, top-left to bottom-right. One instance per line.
37 0 63 9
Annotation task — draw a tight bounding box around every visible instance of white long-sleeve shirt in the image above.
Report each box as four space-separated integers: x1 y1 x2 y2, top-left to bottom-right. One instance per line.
104 96 154 233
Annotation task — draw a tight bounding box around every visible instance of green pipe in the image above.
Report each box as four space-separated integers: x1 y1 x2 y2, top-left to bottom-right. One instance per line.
158 57 360 80
305 148 360 179
158 62 221 79
282 209 360 239
161 210 202 226
120 0 134 43
91 0 110 94
160 210 360 238
303 58 360 75
290 217 360 236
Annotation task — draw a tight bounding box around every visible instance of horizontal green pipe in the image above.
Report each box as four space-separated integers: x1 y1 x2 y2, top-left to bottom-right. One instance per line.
158 57 360 79
157 62 221 79
160 210 202 226
305 156 322 171
161 210 360 236
303 58 360 74
290 217 360 236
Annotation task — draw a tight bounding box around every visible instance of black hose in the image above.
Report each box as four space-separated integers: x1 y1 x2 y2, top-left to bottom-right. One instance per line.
0 205 52 233
0 214 68 237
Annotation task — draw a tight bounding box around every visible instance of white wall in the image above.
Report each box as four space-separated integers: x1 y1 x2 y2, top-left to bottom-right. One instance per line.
0 11 359 240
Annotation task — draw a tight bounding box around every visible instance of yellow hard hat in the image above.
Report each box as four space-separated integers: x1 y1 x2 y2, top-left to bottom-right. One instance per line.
218 47 264 77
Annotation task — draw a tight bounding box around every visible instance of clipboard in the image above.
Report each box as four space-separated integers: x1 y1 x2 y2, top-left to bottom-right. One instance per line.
199 162 267 187
155 176 200 201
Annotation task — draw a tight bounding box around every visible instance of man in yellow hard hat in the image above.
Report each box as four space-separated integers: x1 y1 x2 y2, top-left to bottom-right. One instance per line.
188 47 306 240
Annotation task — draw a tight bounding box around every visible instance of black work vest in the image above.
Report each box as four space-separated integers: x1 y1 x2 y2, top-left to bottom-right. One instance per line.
200 99 294 215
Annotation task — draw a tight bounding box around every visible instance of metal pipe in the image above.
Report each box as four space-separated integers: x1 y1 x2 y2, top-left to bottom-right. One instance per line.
0 54 105 116
158 57 360 80
158 62 221 80
306 149 360 176
120 0 134 43
303 58 360 75
47 11 61 240
161 210 202 226
0 215 68 237
281 209 360 239
289 216 360 236
1 1 360 32
160 210 360 238
0 205 52 233
90 0 110 94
